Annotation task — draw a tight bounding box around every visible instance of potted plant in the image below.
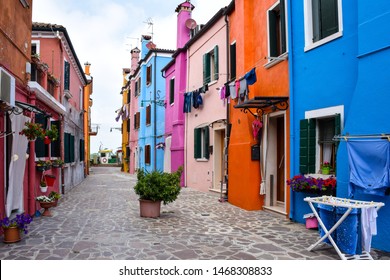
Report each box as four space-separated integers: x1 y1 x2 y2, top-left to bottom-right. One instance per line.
44 124 59 144
36 196 55 216
36 160 51 171
0 213 33 243
51 159 64 168
287 174 336 196
19 122 44 141
40 179 47 193
49 191 61 206
134 166 183 218
321 161 331 175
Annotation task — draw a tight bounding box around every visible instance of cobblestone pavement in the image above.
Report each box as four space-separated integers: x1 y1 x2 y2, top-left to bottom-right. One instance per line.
1 167 389 260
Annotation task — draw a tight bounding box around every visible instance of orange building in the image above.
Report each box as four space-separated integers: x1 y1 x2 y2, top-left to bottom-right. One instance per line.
227 0 290 215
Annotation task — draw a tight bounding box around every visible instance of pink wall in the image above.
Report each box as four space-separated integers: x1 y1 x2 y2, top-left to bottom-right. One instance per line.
128 76 139 174
185 13 227 192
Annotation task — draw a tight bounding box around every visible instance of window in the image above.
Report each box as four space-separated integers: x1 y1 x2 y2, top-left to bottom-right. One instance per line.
146 65 152 85
300 114 341 174
169 77 175 105
304 0 343 51
50 120 61 157
268 1 287 58
194 126 210 160
203 45 219 85
145 145 151 165
135 78 141 96
79 139 85 161
127 89 131 103
126 119 130 132
146 104 151 125
134 112 140 129
64 133 75 163
64 61 70 91
230 42 236 80
35 114 48 157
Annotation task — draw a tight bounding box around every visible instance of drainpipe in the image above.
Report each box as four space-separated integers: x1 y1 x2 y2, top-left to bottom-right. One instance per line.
224 8 230 198
153 53 157 171
27 92 37 216
287 0 295 220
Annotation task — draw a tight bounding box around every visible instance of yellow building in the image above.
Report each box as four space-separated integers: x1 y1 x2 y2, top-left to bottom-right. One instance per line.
121 68 131 172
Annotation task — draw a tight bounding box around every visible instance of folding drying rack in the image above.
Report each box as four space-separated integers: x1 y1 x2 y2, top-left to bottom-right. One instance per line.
304 195 385 260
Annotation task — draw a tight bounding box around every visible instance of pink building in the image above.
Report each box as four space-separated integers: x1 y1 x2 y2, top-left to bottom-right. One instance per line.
161 1 194 180
185 8 228 192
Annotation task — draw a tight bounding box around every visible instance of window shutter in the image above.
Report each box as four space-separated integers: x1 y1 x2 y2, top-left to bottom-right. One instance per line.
320 0 339 39
170 78 175 104
194 128 201 159
203 126 210 159
50 120 61 157
312 0 321 42
64 133 70 163
213 45 219 81
64 61 70 90
334 113 341 151
203 53 210 85
70 134 75 162
299 119 316 174
126 120 130 132
280 0 287 54
268 10 278 57
79 139 85 161
230 43 236 80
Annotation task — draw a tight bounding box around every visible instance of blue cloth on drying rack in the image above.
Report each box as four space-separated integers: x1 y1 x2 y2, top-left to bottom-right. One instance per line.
347 139 390 197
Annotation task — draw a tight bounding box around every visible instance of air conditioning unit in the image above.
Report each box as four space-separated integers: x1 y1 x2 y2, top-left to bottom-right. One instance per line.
0 67 15 107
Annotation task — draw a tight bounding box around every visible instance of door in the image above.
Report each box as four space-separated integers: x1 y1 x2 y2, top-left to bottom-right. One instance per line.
276 117 285 203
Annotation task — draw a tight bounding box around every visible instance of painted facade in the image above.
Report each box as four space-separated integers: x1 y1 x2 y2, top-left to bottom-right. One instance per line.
288 0 390 252
0 0 34 218
161 1 194 180
83 62 95 176
228 0 290 212
185 8 228 192
32 23 87 194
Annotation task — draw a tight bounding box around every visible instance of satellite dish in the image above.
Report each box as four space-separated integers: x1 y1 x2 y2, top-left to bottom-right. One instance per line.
185 18 197 30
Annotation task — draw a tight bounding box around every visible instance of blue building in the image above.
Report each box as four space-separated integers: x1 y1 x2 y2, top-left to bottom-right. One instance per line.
137 35 174 173
288 0 390 252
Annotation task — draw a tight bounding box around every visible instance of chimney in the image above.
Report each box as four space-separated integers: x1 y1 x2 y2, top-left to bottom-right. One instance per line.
176 1 195 49
130 47 140 74
84 62 91 75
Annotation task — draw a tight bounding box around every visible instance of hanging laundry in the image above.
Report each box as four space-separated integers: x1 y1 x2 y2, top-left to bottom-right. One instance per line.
192 90 203 109
220 86 226 100
224 83 230 98
239 78 248 102
235 79 240 95
245 67 257 85
361 207 378 252
183 92 192 113
202 84 209 93
346 139 390 197
229 81 237 99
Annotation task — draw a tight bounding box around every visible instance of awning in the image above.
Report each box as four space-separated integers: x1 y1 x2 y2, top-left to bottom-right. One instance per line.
15 101 50 116
234 96 289 117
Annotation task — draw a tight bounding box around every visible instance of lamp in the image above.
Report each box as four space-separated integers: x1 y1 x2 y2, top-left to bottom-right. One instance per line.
140 99 166 108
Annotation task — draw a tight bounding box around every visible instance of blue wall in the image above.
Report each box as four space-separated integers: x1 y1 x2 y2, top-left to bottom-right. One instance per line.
288 0 390 252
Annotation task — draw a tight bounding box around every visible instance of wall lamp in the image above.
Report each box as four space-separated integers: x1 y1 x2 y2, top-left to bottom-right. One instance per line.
140 99 166 108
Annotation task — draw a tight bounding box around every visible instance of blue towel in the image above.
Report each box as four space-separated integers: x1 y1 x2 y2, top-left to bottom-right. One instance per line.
347 139 390 197
244 67 257 85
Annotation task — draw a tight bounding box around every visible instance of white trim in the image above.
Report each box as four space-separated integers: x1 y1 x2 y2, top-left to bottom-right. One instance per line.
304 0 344 52
304 104 344 131
28 81 66 114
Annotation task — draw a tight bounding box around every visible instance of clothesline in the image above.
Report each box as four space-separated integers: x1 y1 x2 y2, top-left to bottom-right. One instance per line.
333 134 390 141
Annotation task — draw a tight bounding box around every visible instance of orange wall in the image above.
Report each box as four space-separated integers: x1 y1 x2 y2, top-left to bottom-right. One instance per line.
228 0 290 211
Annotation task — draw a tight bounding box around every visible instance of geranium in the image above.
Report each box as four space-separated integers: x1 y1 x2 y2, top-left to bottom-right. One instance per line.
322 161 331 168
0 213 33 234
36 195 54 202
19 122 44 141
287 174 336 193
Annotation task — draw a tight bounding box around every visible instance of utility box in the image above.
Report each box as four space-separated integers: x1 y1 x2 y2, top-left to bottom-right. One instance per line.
251 144 260 161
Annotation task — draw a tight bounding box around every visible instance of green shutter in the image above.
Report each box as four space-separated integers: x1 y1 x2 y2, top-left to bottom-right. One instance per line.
64 61 70 90
194 128 202 159
79 139 85 161
64 133 70 163
320 0 339 39
35 114 47 157
213 45 219 81
203 126 210 159
203 53 210 85
268 10 278 57
312 0 321 42
70 135 75 162
50 120 61 157
299 119 316 174
334 113 341 152
280 0 287 54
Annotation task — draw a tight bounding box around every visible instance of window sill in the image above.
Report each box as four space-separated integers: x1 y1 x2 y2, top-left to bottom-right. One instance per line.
307 173 335 179
64 90 72 99
304 31 343 52
196 158 209 162
263 52 288 69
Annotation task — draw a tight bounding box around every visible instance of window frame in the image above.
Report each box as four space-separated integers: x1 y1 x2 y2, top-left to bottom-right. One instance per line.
194 126 210 160
203 45 219 85
145 104 151 126
304 0 343 52
267 1 287 60
146 65 152 86
145 145 151 165
169 77 175 105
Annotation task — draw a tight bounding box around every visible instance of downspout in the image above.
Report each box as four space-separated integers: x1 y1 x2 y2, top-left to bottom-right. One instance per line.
27 92 37 216
153 53 157 171
287 0 295 220
224 9 230 198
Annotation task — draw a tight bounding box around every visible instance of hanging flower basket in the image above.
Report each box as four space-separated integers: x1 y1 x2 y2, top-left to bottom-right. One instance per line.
19 122 44 141
44 174 56 187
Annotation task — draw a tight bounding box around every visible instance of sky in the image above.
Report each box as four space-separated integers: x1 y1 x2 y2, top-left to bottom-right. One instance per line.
32 0 231 154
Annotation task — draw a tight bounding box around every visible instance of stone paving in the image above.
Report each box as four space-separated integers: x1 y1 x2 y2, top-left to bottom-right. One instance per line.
1 166 389 260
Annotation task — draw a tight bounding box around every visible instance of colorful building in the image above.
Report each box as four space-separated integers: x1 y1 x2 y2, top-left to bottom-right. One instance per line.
161 1 194 180
228 0 290 213
184 7 229 192
288 0 390 252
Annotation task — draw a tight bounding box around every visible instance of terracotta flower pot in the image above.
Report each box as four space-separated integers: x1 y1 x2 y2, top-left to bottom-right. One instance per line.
39 201 55 216
44 175 56 187
3 226 21 243
139 199 161 218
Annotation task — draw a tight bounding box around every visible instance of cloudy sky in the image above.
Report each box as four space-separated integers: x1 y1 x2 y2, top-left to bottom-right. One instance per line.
32 0 231 154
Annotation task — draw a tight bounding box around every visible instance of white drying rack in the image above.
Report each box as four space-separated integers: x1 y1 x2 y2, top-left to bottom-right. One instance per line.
304 195 385 260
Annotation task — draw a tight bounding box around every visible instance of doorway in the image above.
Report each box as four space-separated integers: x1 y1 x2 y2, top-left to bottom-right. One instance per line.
213 128 226 192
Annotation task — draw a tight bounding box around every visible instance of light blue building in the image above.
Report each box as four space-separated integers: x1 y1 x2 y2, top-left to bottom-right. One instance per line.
288 0 390 252
137 35 174 173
